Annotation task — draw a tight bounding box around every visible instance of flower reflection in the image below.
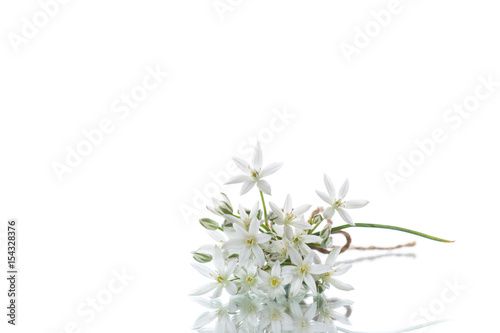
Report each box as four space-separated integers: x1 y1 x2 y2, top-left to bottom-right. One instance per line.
192 292 351 333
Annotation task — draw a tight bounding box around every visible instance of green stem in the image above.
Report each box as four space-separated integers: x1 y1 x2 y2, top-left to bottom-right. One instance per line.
309 221 321 234
329 223 454 243
260 190 268 223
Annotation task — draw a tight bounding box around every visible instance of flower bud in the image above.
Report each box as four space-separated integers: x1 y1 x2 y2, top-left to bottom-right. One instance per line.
207 193 233 216
311 214 323 225
192 252 213 263
320 225 332 240
199 218 220 230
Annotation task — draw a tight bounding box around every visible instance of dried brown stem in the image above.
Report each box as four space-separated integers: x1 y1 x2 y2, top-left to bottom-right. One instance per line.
350 241 416 251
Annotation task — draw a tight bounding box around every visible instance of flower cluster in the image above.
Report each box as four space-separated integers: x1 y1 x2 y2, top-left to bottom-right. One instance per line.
191 144 368 332
190 143 451 333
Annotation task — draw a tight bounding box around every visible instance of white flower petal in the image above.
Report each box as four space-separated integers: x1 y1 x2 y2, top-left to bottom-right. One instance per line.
232 157 250 173
330 278 354 291
212 246 225 272
326 246 341 266
323 206 335 219
252 142 263 170
316 190 332 205
249 217 260 235
256 233 271 244
344 200 369 209
192 311 218 330
338 179 349 199
284 225 295 240
252 244 266 266
289 301 303 319
304 273 318 294
309 264 331 275
225 281 238 295
284 194 292 213
336 207 355 226
287 247 303 266
239 246 251 265
269 202 284 221
289 278 303 296
189 282 217 296
238 204 248 220
250 201 260 218
323 174 336 201
292 219 313 230
304 301 317 321
260 162 283 177
294 204 311 216
332 264 352 276
225 174 249 184
226 258 238 276
222 239 244 250
191 261 216 278
271 261 281 276
211 285 223 298
256 179 272 195
303 235 322 244
240 180 256 195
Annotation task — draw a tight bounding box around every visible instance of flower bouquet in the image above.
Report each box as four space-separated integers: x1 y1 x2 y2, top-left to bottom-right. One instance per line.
190 144 452 333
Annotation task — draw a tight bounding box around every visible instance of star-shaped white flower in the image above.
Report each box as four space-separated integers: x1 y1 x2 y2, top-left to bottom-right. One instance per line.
222 218 271 266
191 297 237 332
316 174 369 225
258 300 294 333
224 202 259 229
269 194 312 240
318 247 354 291
290 229 323 256
234 263 261 294
258 261 292 300
190 246 238 298
288 301 336 333
225 143 283 195
282 247 330 296
316 296 353 328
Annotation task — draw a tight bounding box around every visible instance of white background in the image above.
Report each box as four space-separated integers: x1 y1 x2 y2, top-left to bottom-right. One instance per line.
1 0 499 332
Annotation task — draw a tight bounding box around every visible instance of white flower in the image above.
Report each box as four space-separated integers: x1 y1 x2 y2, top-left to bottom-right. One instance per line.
319 247 354 291
258 261 292 300
282 247 330 296
258 301 294 333
317 296 353 327
316 174 369 225
232 294 263 330
288 301 336 333
234 263 261 294
192 297 237 333
190 246 238 298
290 229 323 256
269 194 312 240
222 218 271 266
225 143 283 195
224 202 260 229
